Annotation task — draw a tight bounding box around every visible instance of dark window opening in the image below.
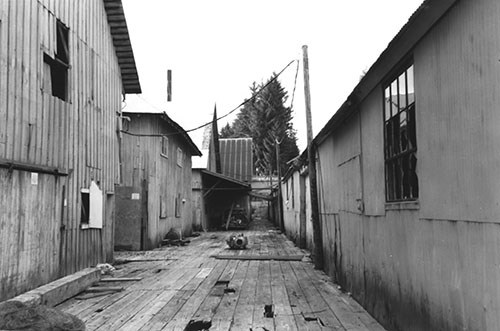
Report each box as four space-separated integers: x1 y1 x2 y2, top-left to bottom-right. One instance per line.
384 64 418 202
44 20 69 101
81 191 90 224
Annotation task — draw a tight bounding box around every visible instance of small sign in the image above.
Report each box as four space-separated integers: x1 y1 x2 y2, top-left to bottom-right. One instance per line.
131 193 140 200
31 172 38 185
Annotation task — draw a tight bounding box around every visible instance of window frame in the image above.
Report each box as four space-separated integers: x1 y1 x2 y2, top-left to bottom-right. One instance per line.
176 147 183 167
43 19 70 101
161 136 169 158
383 63 418 203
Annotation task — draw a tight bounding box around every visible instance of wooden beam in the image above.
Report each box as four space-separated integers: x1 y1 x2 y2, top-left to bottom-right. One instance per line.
212 255 304 261
0 158 69 176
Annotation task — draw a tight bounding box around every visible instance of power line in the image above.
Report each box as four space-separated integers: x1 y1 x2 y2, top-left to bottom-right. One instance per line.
120 59 298 138
184 59 297 133
289 59 300 111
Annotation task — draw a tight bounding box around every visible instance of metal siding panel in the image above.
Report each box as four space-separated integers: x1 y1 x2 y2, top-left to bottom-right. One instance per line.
416 0 500 222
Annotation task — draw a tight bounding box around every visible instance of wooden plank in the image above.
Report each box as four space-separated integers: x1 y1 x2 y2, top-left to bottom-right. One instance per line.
303 260 386 331
229 260 259 330
163 260 227 330
214 254 304 261
251 260 274 331
118 290 177 331
290 261 345 330
210 261 249 330
189 260 239 325
86 286 123 293
270 260 298 331
280 261 322 330
85 290 150 329
99 277 142 282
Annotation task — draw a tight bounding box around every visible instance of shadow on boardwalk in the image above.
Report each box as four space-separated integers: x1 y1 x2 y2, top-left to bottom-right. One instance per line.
57 218 386 331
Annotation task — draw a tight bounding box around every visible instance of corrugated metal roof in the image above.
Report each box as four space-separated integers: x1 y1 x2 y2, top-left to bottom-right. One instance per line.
201 170 251 189
219 138 253 182
103 0 142 94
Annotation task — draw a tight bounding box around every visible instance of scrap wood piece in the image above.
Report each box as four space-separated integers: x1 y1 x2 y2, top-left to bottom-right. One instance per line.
212 254 304 261
86 286 124 293
75 292 116 300
99 277 142 282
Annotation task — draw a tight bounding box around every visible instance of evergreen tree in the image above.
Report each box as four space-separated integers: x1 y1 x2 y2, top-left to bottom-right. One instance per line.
221 75 299 175
219 123 235 138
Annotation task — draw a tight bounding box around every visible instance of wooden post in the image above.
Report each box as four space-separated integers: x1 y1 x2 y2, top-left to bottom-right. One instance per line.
302 45 324 269
275 139 284 231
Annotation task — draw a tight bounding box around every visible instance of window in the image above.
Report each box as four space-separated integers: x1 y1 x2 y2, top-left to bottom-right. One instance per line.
80 181 103 228
384 64 418 202
161 136 169 157
43 20 69 101
80 189 90 225
176 147 183 167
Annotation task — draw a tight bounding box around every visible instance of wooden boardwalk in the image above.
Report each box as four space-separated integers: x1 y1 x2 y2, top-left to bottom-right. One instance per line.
57 221 386 330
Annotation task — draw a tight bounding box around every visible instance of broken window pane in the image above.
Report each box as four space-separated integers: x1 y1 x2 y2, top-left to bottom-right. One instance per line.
391 80 398 116
383 63 418 202
384 87 391 120
43 20 69 101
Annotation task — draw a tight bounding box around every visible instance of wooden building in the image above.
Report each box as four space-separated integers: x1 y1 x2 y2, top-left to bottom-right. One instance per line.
0 0 141 301
281 0 500 330
116 112 201 250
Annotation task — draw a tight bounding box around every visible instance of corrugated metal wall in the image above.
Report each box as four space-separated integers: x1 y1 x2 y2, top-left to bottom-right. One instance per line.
0 0 123 301
283 0 500 330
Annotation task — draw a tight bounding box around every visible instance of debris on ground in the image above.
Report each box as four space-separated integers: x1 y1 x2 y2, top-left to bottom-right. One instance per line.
0 300 85 331
162 238 191 246
96 263 116 275
162 228 191 246
165 228 182 240
226 233 248 249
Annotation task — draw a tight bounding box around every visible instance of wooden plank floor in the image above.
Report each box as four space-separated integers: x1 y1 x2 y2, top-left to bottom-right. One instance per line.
57 220 386 331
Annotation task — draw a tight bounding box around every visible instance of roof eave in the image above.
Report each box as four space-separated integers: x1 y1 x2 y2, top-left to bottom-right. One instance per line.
103 0 142 94
314 0 459 146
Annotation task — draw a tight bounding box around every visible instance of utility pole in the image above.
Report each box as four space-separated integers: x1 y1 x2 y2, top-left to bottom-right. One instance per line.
302 45 323 270
275 139 283 232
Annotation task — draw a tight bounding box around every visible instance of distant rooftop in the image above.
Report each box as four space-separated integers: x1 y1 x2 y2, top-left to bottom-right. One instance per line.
219 138 253 183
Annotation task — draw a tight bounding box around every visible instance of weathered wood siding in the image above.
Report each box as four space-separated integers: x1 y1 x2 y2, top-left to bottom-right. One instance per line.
191 170 205 231
120 114 194 248
283 0 500 330
282 171 313 250
0 0 123 301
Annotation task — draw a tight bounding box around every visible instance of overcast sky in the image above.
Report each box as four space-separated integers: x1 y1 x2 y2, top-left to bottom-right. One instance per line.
121 0 423 151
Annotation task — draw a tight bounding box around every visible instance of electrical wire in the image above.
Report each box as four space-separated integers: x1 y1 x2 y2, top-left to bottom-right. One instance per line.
289 59 300 111
120 59 298 137
184 59 297 133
